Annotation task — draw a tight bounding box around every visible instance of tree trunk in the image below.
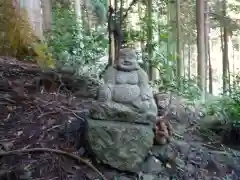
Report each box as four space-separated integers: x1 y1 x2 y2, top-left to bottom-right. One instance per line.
119 0 123 28
167 0 176 62
187 42 191 80
176 0 183 87
41 0 52 34
157 7 161 81
228 36 232 94
147 0 154 80
81 5 88 32
196 0 206 100
208 40 213 94
75 0 81 22
232 42 235 89
204 0 208 93
222 0 229 94
24 0 43 39
220 28 224 51
182 46 185 77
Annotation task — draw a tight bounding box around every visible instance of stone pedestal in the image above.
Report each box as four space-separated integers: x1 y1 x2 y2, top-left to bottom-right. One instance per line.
87 119 154 172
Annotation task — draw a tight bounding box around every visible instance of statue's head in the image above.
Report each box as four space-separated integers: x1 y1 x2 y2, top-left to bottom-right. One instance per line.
116 48 139 71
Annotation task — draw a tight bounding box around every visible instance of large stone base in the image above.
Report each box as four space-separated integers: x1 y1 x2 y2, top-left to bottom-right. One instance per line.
87 119 154 172
90 101 157 125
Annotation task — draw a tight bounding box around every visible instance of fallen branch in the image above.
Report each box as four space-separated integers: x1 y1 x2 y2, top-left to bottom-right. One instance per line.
0 147 108 180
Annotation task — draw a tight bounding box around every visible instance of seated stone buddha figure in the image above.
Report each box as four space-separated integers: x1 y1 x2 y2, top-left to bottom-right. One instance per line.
97 48 158 123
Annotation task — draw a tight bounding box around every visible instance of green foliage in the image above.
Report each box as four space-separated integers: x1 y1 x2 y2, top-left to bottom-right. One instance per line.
203 83 240 123
140 36 202 100
122 18 201 101
122 0 240 128
46 6 108 75
154 73 202 101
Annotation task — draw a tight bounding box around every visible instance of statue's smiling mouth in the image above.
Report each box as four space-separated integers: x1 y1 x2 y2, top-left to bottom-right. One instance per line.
123 60 132 65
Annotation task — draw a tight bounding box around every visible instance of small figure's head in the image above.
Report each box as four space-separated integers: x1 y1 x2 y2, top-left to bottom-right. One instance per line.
116 48 139 71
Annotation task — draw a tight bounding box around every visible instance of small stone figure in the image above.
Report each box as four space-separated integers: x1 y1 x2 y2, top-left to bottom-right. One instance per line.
153 116 172 145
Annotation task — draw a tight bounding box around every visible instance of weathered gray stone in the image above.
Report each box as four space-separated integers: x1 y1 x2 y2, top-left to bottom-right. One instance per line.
96 48 158 123
90 101 154 124
87 119 154 172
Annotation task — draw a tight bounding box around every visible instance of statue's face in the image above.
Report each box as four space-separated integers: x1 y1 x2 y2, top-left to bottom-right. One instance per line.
117 48 138 70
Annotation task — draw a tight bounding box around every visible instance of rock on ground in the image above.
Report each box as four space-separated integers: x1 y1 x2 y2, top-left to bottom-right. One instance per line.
143 92 240 180
87 119 154 172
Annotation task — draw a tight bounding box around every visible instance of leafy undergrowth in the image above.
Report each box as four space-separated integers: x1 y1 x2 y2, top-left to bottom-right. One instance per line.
198 91 240 148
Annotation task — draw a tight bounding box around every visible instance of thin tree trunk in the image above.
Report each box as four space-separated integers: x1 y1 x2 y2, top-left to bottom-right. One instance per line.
222 0 229 94
25 0 43 39
204 0 208 93
81 6 88 32
232 42 236 89
208 39 213 94
187 42 191 80
220 27 224 51
196 0 206 100
176 0 183 87
157 8 161 81
227 36 231 94
166 3 173 82
138 2 144 57
147 0 153 80
114 0 117 13
41 0 52 34
75 0 81 22
120 0 123 28
232 41 235 75
85 10 91 34
182 46 185 78
168 0 176 62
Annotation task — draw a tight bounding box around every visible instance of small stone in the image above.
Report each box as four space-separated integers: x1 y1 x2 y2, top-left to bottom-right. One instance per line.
78 147 85 156
185 164 195 175
174 140 190 154
141 156 165 174
175 158 185 170
0 141 14 151
118 176 133 180
211 177 221 180
141 174 155 180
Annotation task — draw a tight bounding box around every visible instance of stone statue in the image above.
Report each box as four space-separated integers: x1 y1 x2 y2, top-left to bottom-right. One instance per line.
87 48 158 172
96 48 158 123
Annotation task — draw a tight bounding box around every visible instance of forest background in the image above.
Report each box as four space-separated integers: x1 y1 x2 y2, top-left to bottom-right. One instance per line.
1 0 240 127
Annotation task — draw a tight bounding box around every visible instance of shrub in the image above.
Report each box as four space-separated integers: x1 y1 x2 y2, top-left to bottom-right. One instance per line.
46 5 108 75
